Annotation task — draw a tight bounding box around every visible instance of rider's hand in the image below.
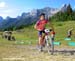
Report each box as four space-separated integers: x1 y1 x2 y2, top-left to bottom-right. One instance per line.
34 25 37 29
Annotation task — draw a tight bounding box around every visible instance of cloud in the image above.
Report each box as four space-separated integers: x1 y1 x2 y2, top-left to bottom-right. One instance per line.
0 9 13 18
0 1 21 18
3 9 13 13
0 8 21 18
0 2 6 8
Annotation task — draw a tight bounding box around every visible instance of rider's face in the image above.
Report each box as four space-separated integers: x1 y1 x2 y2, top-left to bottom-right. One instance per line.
40 15 45 20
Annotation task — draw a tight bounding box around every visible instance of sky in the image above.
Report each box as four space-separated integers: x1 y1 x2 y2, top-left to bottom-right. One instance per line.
0 0 75 18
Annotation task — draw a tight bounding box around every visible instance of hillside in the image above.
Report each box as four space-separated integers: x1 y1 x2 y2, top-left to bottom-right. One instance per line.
0 21 75 45
0 21 75 61
14 21 75 45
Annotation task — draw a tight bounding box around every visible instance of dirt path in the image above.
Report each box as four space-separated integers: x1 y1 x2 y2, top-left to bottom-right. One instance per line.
0 45 75 61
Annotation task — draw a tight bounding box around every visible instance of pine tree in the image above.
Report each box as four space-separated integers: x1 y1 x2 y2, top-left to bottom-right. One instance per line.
67 4 73 15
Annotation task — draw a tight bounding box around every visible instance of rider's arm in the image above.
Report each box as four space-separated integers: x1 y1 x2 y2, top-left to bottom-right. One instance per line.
34 24 37 29
34 21 39 29
34 21 42 31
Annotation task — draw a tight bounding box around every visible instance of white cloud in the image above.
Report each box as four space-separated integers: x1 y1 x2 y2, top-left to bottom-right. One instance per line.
0 1 20 18
3 9 13 13
0 8 21 18
0 9 13 18
0 2 6 8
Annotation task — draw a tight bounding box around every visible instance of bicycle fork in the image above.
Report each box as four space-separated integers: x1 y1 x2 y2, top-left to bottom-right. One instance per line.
45 35 54 55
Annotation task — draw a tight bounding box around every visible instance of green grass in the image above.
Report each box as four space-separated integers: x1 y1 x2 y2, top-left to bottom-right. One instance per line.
0 21 75 46
0 21 75 61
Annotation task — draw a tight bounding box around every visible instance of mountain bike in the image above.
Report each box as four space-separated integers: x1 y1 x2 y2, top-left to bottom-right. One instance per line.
44 29 54 55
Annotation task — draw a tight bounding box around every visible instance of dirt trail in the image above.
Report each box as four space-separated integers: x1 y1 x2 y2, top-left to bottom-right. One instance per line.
0 45 75 61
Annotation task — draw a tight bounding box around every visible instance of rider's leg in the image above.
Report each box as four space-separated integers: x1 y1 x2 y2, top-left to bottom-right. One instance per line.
38 31 46 51
38 31 42 45
38 31 46 46
42 33 46 46
38 31 44 51
38 36 42 46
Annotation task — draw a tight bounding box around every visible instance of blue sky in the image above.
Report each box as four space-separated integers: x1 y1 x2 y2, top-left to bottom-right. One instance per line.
0 0 75 18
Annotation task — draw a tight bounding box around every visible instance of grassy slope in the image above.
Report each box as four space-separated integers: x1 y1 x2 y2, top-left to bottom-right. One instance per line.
0 21 75 45
0 21 75 61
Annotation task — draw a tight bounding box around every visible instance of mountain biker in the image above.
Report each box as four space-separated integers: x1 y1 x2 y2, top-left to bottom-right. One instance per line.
34 13 55 51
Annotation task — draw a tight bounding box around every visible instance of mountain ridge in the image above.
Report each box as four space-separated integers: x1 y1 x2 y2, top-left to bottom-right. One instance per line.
0 4 69 30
